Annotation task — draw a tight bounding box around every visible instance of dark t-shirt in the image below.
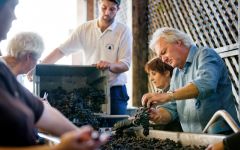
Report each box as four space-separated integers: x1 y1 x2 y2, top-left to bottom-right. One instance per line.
0 62 44 146
224 132 240 150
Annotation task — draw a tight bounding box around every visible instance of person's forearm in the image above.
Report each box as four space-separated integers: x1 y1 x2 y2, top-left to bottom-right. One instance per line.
109 62 129 73
41 48 64 64
36 103 78 136
171 83 199 101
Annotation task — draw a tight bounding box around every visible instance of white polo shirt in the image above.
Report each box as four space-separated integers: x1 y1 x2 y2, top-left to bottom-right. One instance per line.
58 19 132 87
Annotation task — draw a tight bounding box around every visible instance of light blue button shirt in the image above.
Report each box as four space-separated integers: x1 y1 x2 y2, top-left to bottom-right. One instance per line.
161 45 239 133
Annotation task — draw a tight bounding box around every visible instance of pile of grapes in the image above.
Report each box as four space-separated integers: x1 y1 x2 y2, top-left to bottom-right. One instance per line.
100 134 206 150
40 87 105 128
108 107 207 149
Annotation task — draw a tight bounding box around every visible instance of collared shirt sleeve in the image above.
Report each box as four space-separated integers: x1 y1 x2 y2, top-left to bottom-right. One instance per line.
191 48 224 99
59 24 85 55
0 89 38 145
19 86 44 123
118 26 132 69
0 62 44 123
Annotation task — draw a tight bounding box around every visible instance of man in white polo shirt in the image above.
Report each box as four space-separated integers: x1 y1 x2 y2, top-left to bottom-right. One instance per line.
35 0 132 115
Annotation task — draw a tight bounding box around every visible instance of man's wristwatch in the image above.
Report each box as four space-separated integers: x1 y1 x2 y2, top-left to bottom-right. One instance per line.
167 91 175 101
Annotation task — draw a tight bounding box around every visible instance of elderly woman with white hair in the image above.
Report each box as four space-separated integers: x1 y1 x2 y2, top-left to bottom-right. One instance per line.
1 31 44 76
0 0 108 149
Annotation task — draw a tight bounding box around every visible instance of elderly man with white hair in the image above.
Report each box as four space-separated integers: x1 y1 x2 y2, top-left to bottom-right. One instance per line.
142 27 239 134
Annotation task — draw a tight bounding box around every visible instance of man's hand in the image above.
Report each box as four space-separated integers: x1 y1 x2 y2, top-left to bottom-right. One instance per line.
94 60 129 73
95 60 111 70
148 108 162 123
141 93 171 108
205 141 224 150
148 108 171 125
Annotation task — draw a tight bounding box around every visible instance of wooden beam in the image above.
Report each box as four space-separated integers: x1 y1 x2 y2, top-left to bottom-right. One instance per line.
132 0 149 107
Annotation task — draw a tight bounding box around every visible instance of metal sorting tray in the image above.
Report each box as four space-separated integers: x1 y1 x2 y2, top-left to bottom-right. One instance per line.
38 129 226 146
135 129 226 146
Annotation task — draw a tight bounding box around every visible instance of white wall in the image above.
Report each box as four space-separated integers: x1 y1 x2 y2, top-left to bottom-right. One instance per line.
0 0 78 91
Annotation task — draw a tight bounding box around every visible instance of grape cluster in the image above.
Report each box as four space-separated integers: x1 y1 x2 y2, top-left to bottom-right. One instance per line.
113 107 150 136
133 107 150 136
40 87 105 129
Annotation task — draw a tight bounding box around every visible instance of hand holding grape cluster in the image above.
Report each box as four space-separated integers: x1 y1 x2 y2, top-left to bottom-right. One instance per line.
113 107 150 136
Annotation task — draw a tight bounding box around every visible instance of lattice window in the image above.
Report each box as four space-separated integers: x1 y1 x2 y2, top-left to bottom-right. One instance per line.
115 0 128 24
148 0 238 47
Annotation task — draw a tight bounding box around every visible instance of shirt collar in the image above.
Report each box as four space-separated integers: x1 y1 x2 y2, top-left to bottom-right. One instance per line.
107 19 117 31
186 45 198 63
95 19 117 32
178 45 197 73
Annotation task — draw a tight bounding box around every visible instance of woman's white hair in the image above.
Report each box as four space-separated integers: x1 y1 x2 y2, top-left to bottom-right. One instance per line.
149 27 194 51
7 32 44 59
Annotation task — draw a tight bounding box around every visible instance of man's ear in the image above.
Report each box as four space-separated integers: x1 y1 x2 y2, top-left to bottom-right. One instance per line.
176 40 182 46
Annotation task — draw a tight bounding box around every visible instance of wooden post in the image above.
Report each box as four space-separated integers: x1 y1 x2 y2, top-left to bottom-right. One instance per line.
132 0 149 106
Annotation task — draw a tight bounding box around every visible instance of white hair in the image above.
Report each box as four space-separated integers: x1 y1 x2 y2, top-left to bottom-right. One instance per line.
149 27 194 51
7 32 44 59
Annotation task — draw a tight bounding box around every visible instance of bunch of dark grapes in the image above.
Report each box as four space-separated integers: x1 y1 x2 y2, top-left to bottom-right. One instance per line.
100 135 207 150
113 107 150 136
134 107 150 136
40 87 105 129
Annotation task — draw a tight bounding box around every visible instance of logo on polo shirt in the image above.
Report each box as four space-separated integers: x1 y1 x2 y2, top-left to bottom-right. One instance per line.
105 44 114 51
